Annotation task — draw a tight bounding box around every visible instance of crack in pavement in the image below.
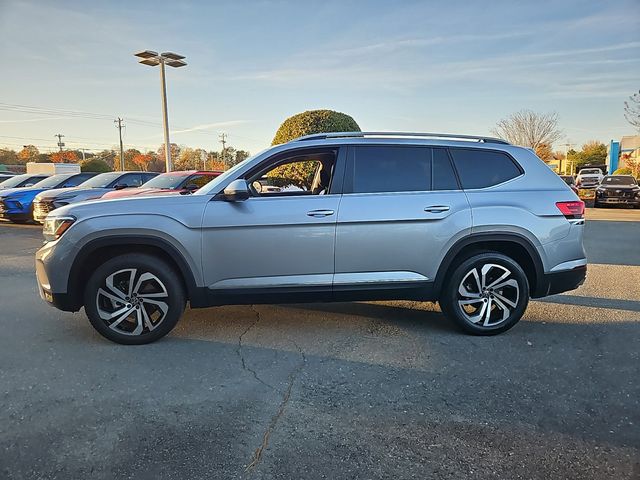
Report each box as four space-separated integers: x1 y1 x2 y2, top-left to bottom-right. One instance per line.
236 305 279 393
245 339 307 473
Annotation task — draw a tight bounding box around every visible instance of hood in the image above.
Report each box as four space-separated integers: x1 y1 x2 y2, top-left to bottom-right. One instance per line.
598 184 638 190
0 187 47 200
51 192 209 229
101 187 181 200
35 187 109 202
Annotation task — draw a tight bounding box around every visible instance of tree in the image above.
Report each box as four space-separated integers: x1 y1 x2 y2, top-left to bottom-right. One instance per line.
534 143 553 161
80 158 112 173
570 141 607 168
624 89 640 132
50 151 79 163
272 109 361 145
157 143 181 167
271 110 360 184
492 110 563 150
0 149 19 166
18 145 39 163
131 153 154 171
176 147 203 170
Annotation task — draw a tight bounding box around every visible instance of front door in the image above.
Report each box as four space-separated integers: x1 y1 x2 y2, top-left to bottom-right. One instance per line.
201 147 344 303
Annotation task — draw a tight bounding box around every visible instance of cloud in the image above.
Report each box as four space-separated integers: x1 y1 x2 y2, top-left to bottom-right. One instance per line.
171 120 250 135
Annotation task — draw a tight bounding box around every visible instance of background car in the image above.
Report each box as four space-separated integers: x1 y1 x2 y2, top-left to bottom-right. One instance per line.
576 167 604 188
0 172 97 223
594 175 640 208
32 171 158 223
0 172 18 182
0 173 49 190
101 170 221 200
559 174 578 194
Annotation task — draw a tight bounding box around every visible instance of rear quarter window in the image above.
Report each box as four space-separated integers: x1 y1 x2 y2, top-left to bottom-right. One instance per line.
449 148 522 189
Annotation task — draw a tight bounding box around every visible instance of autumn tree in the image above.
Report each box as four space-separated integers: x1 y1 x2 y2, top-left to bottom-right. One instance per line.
0 149 19 166
18 145 39 163
157 143 181 167
131 153 154 171
624 89 640 132
50 151 79 163
534 143 553 161
570 141 607 168
492 110 563 150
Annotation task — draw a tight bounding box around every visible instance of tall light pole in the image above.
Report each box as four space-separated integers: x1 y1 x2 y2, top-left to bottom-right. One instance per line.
134 50 187 172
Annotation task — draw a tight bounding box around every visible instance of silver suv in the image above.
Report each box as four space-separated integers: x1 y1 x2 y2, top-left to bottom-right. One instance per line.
35 132 587 344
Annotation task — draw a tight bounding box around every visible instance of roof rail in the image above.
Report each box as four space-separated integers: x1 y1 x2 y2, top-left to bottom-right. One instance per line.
291 131 510 145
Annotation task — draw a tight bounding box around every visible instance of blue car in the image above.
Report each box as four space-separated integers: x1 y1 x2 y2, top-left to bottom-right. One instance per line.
0 172 97 223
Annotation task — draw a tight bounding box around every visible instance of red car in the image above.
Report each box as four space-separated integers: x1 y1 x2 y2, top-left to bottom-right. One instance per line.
101 170 222 200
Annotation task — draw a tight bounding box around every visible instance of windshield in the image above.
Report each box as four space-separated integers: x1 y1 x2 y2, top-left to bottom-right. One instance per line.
31 174 74 189
79 172 121 188
0 174 45 189
580 169 600 175
139 173 188 190
601 176 637 186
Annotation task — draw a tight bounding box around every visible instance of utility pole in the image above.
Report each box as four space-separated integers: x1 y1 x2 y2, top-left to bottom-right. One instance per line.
115 117 125 171
79 148 87 162
219 133 227 168
54 134 65 152
561 142 575 175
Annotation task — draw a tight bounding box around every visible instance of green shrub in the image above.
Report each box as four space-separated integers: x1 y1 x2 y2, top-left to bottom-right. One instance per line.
612 167 632 175
81 158 111 173
272 109 360 145
270 110 360 186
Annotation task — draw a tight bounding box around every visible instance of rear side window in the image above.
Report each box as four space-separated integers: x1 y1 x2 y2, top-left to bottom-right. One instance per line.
449 148 521 189
350 146 430 193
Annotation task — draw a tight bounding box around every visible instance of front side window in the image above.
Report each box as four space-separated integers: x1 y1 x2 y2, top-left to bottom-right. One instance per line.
449 148 522 189
249 150 337 196
116 173 143 187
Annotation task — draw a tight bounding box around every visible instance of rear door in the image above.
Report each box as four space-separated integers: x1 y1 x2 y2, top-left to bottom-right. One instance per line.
334 145 472 297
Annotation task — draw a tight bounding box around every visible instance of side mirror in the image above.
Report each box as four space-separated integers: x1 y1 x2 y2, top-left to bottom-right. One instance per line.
184 183 199 192
223 179 250 201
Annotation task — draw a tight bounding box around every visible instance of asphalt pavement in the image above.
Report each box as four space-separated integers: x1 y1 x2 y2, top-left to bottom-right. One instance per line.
0 209 638 479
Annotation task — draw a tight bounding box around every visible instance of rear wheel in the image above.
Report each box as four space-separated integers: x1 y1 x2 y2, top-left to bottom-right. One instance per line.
439 253 529 335
83 254 185 345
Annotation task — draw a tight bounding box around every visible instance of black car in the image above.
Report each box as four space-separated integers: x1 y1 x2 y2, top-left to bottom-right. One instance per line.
594 175 640 208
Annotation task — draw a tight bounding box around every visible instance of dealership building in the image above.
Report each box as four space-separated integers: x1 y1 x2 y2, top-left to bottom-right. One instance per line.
607 135 640 173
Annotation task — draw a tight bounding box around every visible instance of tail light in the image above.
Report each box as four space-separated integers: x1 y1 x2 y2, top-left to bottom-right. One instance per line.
556 201 584 219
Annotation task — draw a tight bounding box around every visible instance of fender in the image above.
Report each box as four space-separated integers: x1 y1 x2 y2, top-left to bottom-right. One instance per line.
67 235 205 307
433 232 545 297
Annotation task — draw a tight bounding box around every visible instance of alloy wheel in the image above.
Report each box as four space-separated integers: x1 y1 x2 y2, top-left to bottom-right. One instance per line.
95 268 169 336
457 263 520 327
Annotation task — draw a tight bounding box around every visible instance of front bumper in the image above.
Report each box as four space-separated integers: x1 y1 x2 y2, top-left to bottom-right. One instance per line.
533 265 587 297
0 200 30 220
35 240 82 312
596 197 640 205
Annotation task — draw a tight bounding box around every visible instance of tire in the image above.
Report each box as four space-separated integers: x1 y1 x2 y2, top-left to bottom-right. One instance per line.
439 252 529 335
83 253 186 345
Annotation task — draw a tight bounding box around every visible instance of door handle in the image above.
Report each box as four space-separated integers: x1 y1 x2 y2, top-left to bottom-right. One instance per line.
307 209 335 217
424 205 450 213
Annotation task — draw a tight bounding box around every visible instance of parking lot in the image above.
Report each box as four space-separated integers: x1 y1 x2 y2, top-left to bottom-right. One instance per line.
1 208 639 479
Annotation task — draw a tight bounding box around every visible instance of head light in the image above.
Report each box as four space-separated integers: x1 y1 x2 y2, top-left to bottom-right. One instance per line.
43 216 75 242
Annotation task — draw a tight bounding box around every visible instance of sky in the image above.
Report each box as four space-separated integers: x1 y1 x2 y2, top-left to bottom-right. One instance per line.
0 0 639 156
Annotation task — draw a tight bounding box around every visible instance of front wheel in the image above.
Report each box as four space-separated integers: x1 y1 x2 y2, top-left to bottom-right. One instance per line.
439 253 529 335
83 253 186 345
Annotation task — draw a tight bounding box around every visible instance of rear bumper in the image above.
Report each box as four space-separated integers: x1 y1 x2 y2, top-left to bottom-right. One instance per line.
533 265 587 298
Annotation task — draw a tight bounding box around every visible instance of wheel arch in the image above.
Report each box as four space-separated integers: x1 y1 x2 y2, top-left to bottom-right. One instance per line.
433 233 545 298
66 235 204 311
